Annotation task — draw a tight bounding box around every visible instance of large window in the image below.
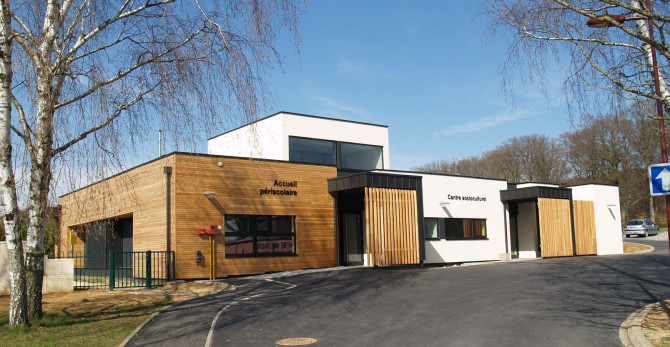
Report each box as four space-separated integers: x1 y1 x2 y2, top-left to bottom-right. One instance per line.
445 219 486 239
288 136 383 170
340 142 382 170
289 137 336 165
423 218 487 240
224 215 296 257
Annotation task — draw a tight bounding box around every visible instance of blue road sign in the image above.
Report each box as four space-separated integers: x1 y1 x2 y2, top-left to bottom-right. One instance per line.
649 163 670 196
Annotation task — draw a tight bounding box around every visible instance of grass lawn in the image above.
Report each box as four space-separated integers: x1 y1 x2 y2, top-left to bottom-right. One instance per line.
0 293 173 347
0 281 231 346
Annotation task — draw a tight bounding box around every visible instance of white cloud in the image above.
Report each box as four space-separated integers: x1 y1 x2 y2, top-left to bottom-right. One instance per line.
440 109 533 136
336 60 393 80
309 94 370 119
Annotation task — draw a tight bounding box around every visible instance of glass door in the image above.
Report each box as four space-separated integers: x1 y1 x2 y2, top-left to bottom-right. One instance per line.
343 212 364 265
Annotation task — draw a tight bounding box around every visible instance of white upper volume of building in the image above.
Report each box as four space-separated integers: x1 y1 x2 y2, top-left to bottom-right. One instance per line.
207 112 391 169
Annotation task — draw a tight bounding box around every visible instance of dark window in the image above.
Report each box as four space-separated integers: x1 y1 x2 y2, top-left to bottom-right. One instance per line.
340 142 383 170
289 137 336 165
444 218 487 239
288 136 384 171
424 218 439 240
225 215 296 257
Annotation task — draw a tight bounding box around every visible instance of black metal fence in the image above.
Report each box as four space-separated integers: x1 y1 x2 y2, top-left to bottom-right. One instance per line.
51 250 175 290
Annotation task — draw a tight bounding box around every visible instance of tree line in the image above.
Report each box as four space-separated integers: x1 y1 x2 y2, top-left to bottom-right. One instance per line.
412 103 662 225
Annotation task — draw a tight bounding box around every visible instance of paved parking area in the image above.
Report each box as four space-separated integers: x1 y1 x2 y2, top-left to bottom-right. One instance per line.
127 240 670 347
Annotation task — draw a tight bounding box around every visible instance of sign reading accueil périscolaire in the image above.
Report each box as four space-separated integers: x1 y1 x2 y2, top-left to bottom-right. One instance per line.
260 180 298 196
649 163 670 196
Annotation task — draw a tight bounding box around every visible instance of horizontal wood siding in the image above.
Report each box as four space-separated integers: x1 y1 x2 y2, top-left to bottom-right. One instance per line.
537 198 574 258
574 200 597 255
60 154 337 279
172 155 336 279
59 156 175 259
365 187 420 266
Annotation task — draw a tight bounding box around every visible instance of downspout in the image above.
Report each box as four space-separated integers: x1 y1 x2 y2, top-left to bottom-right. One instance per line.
164 166 172 280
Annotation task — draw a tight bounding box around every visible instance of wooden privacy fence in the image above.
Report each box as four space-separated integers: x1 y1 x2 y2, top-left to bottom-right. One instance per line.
537 198 598 257
365 187 420 266
573 200 597 255
537 198 573 258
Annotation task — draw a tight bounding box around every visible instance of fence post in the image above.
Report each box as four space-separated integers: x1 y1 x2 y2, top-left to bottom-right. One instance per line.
172 252 175 280
146 250 152 289
108 250 115 291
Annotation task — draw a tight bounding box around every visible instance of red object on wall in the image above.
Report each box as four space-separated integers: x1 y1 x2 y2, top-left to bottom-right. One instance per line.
205 224 219 235
197 225 219 235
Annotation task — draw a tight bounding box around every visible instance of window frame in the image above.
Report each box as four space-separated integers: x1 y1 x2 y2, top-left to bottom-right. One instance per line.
424 217 488 241
224 214 298 257
339 141 383 171
288 136 337 166
423 218 440 240
288 135 384 171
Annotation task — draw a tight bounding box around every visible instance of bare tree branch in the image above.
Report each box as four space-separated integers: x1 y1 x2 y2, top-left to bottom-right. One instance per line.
53 78 161 155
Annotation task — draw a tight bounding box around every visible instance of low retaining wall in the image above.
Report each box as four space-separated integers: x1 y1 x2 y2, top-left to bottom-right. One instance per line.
0 242 73 294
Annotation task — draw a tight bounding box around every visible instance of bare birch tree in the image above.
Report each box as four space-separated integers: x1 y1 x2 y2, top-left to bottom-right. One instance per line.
481 0 670 119
0 0 26 327
4 0 303 326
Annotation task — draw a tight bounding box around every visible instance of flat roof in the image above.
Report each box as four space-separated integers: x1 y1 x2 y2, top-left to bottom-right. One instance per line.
208 111 389 140
328 171 422 193
500 186 572 202
60 151 336 198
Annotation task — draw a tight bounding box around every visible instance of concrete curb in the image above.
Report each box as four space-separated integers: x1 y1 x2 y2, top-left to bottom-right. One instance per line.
118 304 172 347
619 302 657 347
635 245 656 254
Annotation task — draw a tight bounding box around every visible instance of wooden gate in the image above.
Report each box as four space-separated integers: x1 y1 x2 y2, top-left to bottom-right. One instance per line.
365 187 420 266
573 200 597 255
537 198 574 257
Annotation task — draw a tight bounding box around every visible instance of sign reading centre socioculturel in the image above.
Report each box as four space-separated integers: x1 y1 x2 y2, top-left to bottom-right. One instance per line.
260 180 298 196
447 194 487 202
649 163 670 196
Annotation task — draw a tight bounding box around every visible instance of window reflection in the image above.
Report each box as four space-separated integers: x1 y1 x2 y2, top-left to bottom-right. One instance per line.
225 214 296 256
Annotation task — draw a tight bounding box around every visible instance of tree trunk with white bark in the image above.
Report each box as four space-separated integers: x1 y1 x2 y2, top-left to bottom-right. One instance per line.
0 0 27 327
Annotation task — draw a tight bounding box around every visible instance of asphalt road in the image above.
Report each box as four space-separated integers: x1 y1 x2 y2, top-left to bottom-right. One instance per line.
127 238 670 347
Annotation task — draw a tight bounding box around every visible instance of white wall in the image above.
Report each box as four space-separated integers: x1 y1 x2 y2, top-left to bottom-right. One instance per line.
208 114 284 160
420 174 508 263
281 114 390 168
208 112 391 168
516 202 539 258
571 184 624 255
515 183 559 189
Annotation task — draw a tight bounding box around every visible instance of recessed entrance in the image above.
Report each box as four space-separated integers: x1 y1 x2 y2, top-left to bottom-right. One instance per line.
336 190 365 266
342 212 364 265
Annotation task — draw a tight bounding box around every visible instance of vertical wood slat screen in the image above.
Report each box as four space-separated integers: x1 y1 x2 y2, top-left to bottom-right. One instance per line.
537 198 574 258
573 200 597 255
365 187 420 266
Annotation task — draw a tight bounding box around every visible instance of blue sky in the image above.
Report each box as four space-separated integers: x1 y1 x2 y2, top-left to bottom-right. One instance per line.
261 0 574 170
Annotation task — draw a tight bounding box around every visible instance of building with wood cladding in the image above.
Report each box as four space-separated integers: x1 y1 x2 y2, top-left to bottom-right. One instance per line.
58 112 623 280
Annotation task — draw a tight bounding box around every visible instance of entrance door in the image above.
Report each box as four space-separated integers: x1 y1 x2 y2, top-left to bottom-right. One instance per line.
342 212 364 265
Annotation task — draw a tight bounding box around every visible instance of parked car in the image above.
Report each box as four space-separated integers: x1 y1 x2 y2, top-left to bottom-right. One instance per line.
624 219 659 238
